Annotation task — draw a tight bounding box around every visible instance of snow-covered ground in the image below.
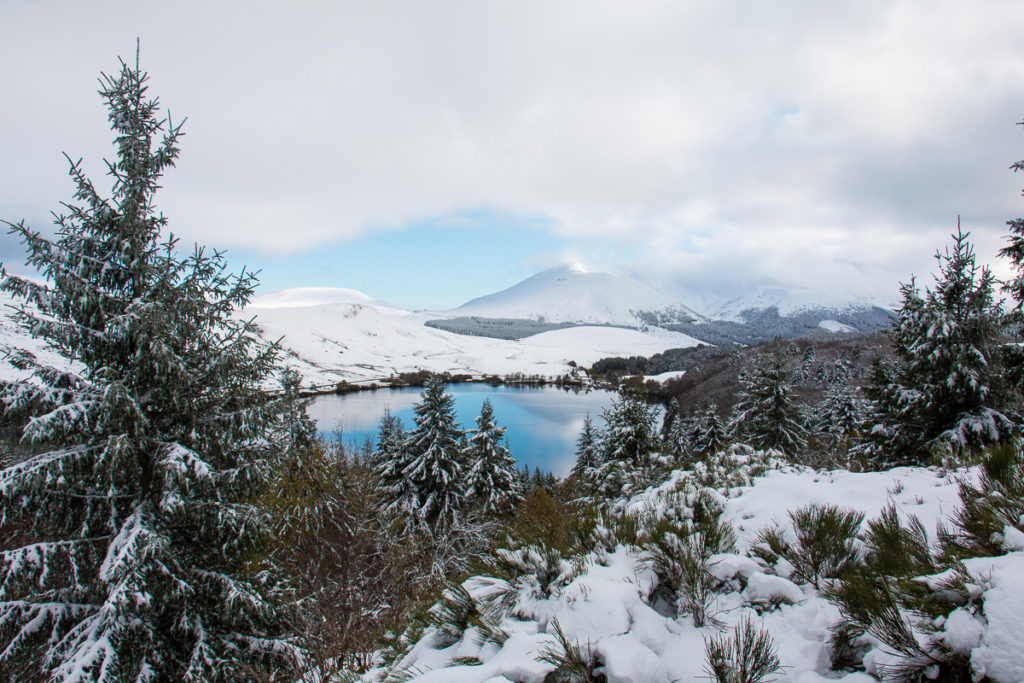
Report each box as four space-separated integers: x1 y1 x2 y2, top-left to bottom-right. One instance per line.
711 286 890 323
368 461 1024 682
451 263 704 327
243 296 703 386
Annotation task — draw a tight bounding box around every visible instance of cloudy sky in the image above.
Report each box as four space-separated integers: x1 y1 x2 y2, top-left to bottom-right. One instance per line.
2 1 1023 310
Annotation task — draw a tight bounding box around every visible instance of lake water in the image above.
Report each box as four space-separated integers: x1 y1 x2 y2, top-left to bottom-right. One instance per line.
307 384 617 476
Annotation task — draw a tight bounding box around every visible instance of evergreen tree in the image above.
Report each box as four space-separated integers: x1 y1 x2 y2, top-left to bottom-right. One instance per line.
465 399 520 514
373 408 406 476
569 413 601 483
275 368 318 454
691 403 728 457
730 352 807 454
660 398 690 459
999 126 1024 393
1003 122 1024 321
867 228 1015 464
0 54 295 679
399 375 465 527
814 384 871 438
600 390 660 466
595 390 659 496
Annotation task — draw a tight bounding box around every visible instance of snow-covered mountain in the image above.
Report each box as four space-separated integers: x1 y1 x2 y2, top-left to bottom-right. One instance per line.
248 286 391 310
243 292 703 387
709 285 891 323
451 263 704 327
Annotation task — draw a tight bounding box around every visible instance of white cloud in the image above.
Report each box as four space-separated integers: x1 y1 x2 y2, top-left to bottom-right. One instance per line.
2 0 1023 300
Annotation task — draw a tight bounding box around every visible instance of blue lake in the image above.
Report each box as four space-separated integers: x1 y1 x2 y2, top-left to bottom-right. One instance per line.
306 384 617 476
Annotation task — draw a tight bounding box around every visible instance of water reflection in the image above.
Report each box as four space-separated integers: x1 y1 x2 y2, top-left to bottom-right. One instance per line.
307 384 617 476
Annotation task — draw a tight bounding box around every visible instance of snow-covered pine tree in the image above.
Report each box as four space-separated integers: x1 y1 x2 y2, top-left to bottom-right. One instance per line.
1003 121 1024 322
594 390 660 496
867 227 1016 465
373 407 406 478
0 54 296 680
659 398 689 459
999 127 1024 394
276 368 318 454
569 413 601 484
400 375 466 527
814 384 871 438
691 403 728 457
730 352 808 455
465 399 521 514
600 390 659 467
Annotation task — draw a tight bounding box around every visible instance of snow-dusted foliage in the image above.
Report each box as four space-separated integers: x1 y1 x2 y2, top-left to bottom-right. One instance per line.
730 352 807 455
1002 123 1024 322
867 228 1017 465
0 55 295 680
814 384 871 438
691 403 729 458
465 399 521 514
569 413 601 485
373 407 406 480
395 375 466 527
274 368 318 454
595 390 661 496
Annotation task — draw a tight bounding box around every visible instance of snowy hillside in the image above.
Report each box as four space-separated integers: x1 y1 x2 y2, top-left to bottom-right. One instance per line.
710 286 891 324
452 263 704 327
249 286 392 309
244 296 703 386
364 454 1024 682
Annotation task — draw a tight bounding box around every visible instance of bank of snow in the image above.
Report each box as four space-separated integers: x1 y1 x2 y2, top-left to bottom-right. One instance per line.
244 299 702 386
362 460 1024 683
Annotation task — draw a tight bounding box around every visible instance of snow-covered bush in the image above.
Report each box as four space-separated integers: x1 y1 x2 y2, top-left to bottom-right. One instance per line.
825 440 1024 679
703 615 782 683
752 503 864 589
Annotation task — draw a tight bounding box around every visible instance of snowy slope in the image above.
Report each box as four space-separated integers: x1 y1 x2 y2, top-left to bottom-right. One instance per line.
0 291 78 384
367 459 1024 683
249 286 392 309
710 285 890 323
451 263 704 327
244 297 703 386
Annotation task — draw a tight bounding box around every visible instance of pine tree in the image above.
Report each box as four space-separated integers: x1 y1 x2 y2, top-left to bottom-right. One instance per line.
373 408 406 478
400 375 465 527
276 368 318 454
999 125 1024 394
691 403 728 457
1002 120 1024 322
0 53 296 680
569 413 601 484
867 227 1015 464
660 398 690 459
465 399 521 514
814 384 871 438
600 390 659 466
730 352 807 454
595 390 659 496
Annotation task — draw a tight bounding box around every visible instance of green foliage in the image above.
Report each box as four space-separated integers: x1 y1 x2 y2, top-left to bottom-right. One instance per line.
820 449 1024 679
753 504 864 589
703 615 782 683
427 582 508 648
0 52 295 680
640 490 736 626
866 227 1017 466
730 351 808 455
536 618 604 683
939 439 1024 562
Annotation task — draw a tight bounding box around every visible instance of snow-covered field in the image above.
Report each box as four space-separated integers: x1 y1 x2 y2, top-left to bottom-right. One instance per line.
243 294 703 386
369 462 1024 683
